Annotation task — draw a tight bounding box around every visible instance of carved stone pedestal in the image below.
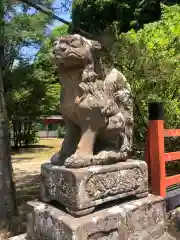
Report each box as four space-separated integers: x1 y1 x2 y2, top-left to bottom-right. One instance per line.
40 160 148 216
26 195 166 240
8 160 170 240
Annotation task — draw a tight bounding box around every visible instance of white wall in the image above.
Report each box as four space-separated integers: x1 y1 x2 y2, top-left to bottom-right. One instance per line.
36 130 58 138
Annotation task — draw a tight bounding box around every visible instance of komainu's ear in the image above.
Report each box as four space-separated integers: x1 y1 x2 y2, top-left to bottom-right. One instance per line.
91 40 101 50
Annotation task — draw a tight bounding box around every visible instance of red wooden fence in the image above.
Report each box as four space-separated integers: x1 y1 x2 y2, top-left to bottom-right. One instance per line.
145 102 180 197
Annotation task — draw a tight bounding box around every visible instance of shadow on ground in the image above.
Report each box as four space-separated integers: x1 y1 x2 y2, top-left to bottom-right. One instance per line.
15 172 41 231
11 145 53 155
0 173 41 239
16 172 40 204
12 157 34 163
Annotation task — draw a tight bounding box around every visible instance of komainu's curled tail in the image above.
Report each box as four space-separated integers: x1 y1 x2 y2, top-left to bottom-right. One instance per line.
102 68 134 154
102 68 132 116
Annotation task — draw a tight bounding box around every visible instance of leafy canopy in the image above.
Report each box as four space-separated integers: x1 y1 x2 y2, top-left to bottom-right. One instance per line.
72 0 162 34
2 2 69 147
109 5 180 144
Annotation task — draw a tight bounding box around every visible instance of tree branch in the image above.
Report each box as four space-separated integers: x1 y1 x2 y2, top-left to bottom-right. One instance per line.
19 0 70 25
19 0 93 38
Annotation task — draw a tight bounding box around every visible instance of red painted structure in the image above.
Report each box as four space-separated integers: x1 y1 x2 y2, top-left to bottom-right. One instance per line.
145 103 180 197
38 115 64 138
42 115 63 125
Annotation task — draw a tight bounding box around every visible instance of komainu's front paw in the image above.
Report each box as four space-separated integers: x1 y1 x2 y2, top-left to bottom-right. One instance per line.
64 154 93 168
51 152 64 166
93 151 128 165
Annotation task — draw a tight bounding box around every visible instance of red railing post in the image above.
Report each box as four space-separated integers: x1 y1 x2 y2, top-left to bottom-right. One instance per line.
145 127 151 182
148 102 166 197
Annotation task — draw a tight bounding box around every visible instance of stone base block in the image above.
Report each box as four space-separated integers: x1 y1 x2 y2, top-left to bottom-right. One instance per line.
9 232 176 240
26 195 166 240
41 160 148 215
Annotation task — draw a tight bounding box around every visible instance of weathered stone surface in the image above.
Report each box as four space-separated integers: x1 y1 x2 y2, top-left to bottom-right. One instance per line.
41 160 148 215
158 233 176 240
26 194 166 240
124 198 166 239
9 232 176 240
167 207 180 239
51 34 134 168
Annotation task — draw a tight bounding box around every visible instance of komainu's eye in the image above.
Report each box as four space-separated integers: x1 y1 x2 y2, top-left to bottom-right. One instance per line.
71 40 80 48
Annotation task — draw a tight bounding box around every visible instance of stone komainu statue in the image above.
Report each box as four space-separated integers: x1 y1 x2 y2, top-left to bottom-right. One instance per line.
51 34 133 168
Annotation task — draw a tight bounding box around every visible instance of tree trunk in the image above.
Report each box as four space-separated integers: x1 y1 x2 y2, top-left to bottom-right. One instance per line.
0 66 17 225
0 2 17 226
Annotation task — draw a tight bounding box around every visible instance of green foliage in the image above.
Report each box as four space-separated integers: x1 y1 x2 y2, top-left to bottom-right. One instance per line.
108 5 180 147
72 0 180 35
33 24 69 116
51 24 69 37
23 127 38 145
72 0 162 34
2 3 68 147
57 125 66 138
3 1 54 74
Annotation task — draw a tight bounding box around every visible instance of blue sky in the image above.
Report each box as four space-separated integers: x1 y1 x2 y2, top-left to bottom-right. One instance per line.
52 0 72 26
22 0 71 59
